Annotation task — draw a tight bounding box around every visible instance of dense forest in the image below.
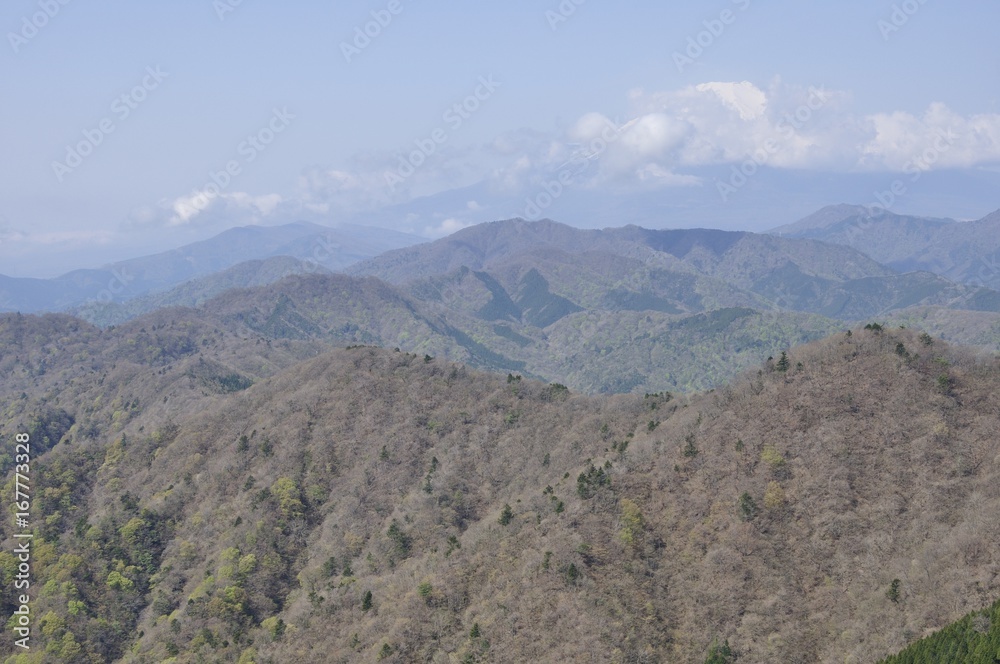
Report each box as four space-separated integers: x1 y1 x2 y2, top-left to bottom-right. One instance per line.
877 597 1000 663
0 311 998 662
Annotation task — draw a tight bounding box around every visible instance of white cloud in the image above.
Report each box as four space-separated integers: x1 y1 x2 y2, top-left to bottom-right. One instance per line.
424 217 472 237
118 81 1000 236
695 81 768 121
127 191 286 229
169 191 282 227
0 228 26 247
626 81 1000 174
634 164 701 186
599 113 692 186
489 154 536 193
626 81 860 170
298 165 394 211
860 103 1000 171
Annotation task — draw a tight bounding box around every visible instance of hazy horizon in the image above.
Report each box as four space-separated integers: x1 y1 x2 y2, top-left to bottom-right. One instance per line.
3 0 1000 277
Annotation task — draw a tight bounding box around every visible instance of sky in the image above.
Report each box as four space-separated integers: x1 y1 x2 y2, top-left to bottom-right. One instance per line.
2 0 1000 277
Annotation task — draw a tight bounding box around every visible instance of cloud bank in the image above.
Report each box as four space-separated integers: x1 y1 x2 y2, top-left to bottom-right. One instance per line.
89 80 1000 243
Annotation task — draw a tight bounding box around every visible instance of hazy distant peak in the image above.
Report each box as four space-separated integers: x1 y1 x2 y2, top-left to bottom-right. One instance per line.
769 204 875 234
973 208 1000 225
768 203 958 237
448 217 588 245
471 217 568 231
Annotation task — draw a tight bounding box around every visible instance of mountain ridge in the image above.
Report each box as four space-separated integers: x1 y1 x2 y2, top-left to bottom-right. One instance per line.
770 204 1000 289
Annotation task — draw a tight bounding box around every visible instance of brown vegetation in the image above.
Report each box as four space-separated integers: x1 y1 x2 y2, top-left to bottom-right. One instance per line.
0 318 998 662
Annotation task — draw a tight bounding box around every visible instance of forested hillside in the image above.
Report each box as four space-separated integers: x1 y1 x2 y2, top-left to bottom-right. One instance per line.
1 316 998 662
25 271 848 396
878 597 1000 663
350 218 998 321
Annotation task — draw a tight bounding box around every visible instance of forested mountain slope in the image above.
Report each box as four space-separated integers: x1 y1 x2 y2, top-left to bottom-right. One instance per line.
0 323 998 662
878 597 1000 663
771 205 1000 290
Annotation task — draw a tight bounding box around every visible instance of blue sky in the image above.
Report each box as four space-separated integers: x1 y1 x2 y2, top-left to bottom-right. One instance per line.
2 0 999 276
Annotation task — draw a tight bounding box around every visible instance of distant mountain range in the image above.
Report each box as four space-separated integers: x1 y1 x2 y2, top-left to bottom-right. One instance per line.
3 207 1000 393
32 213 994 394
67 256 332 326
337 167 1000 236
0 221 424 313
350 217 1000 322
770 204 1000 290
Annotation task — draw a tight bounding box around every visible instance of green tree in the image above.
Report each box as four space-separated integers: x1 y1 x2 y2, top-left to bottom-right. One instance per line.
764 481 786 509
887 578 901 603
683 434 699 458
271 477 304 519
618 498 643 546
738 492 758 521
878 596 1000 663
498 504 514 526
577 464 611 498
705 639 735 664
387 520 412 559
